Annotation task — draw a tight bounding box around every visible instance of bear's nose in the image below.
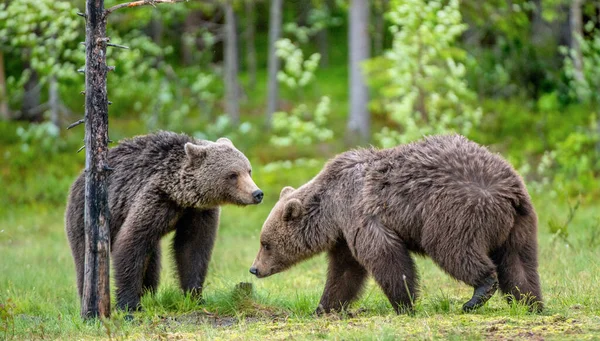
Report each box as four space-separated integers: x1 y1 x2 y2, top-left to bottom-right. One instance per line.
252 190 263 203
249 267 259 276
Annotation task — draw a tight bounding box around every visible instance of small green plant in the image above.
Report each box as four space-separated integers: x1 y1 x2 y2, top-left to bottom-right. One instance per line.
548 198 581 248
0 298 16 341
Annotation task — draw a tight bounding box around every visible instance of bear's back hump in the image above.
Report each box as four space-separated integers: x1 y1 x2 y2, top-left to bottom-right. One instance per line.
395 135 520 190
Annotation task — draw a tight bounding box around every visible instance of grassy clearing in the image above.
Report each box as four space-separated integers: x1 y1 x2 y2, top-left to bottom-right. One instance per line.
1 167 600 340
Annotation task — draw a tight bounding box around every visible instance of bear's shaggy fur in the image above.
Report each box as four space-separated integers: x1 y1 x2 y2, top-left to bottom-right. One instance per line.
66 131 263 311
250 135 542 314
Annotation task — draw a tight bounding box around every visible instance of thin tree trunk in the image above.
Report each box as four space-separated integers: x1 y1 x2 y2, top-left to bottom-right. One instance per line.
21 59 42 122
347 0 370 143
317 28 329 67
181 14 195 66
0 50 8 120
82 0 111 320
373 0 387 56
297 0 309 27
245 0 257 88
150 12 164 45
570 0 584 84
224 1 240 125
49 76 59 127
266 0 282 125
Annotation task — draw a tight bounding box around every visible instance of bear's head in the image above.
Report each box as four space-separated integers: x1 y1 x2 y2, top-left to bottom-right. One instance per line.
179 137 263 208
250 186 318 278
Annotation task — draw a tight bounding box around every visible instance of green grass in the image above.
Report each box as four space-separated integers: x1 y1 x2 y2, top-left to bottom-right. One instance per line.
1 161 600 340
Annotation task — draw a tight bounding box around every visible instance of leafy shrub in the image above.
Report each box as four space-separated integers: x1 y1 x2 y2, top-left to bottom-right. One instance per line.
365 0 481 146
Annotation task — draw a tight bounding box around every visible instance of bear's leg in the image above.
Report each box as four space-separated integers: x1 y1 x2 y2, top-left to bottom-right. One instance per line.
316 239 368 314
425 241 498 312
65 213 85 300
355 219 419 314
142 245 161 295
65 177 86 301
491 213 543 312
113 199 179 311
173 208 220 300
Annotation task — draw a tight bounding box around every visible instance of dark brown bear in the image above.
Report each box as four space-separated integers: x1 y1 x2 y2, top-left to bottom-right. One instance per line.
250 134 542 314
66 131 263 311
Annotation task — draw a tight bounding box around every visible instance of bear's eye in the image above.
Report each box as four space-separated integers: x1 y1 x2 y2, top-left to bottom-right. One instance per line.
261 242 270 251
228 173 238 181
248 170 252 176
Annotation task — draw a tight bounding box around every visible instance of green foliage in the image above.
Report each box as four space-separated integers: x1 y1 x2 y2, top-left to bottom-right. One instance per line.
283 6 341 44
562 24 600 105
264 37 333 172
0 0 83 109
15 122 62 158
270 96 333 148
366 0 481 146
275 38 321 90
193 114 253 142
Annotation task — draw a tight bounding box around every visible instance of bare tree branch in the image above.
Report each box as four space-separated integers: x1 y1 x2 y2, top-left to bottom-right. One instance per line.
67 119 85 130
105 0 188 16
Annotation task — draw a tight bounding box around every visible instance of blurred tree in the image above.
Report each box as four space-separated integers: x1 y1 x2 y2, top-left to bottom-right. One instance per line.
347 0 370 143
245 0 257 87
373 0 388 56
0 50 7 120
224 0 240 125
266 0 283 125
569 0 584 84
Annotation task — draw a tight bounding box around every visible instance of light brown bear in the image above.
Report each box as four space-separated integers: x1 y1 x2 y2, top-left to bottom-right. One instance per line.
250 135 542 314
66 131 263 311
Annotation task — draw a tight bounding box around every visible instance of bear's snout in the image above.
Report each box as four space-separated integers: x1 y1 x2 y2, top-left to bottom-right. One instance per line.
252 190 264 203
249 266 259 276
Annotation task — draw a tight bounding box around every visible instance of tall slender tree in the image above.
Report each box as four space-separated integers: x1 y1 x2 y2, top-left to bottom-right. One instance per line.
266 0 282 125
224 0 240 125
570 0 584 83
347 0 370 143
0 50 8 120
245 0 257 87
81 0 111 319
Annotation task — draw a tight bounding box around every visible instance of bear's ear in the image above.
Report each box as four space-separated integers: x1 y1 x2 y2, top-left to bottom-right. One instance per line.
184 142 209 161
216 137 234 148
280 186 295 199
283 199 303 221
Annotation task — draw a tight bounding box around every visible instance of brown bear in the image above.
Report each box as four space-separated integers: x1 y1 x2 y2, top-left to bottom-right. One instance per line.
250 134 542 314
66 131 263 311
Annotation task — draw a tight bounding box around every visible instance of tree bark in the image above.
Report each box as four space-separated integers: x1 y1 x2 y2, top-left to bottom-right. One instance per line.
49 76 60 128
224 1 240 125
570 0 584 84
347 0 370 143
0 50 8 120
266 0 282 125
245 0 257 88
81 0 111 320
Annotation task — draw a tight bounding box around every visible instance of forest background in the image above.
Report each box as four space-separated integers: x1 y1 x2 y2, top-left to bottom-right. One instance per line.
0 0 599 339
